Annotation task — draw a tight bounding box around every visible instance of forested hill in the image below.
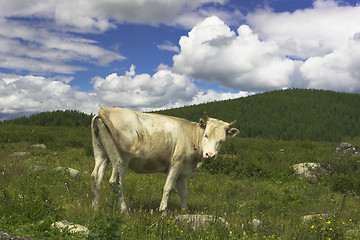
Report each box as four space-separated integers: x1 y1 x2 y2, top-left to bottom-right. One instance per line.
155 89 360 142
2 89 360 142
2 110 93 128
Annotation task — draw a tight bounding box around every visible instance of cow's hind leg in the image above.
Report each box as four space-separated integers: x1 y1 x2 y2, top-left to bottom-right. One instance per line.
108 160 128 213
96 117 129 213
91 117 111 210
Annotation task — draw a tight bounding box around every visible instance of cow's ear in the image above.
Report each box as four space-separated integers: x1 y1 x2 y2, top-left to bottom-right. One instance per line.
199 118 206 129
227 128 240 138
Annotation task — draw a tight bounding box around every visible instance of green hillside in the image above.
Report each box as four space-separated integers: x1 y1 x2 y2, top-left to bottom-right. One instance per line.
156 89 360 142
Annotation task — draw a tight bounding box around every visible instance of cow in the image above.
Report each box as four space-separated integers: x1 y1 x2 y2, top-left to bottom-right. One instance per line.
91 107 239 213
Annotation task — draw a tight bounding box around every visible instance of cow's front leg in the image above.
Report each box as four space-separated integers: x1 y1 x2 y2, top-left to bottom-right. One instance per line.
159 163 182 212
175 176 188 213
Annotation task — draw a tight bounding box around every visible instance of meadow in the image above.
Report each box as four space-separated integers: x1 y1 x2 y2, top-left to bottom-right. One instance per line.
1 123 360 239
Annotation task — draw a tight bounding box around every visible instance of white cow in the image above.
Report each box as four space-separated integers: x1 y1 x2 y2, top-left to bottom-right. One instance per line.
91 107 239 212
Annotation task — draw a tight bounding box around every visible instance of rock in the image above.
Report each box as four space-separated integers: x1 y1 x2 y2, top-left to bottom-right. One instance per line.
333 142 360 156
292 163 328 181
53 167 80 177
301 214 328 222
175 214 229 230
51 220 89 237
0 230 36 240
31 144 46 149
10 152 30 157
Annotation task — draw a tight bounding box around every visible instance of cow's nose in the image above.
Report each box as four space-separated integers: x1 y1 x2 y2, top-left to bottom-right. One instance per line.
205 152 216 159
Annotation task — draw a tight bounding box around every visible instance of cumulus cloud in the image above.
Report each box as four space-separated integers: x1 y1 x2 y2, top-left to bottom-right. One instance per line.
0 74 99 115
172 2 360 93
299 35 360 92
244 0 360 93
173 16 295 91
247 0 360 59
91 64 250 112
0 64 253 120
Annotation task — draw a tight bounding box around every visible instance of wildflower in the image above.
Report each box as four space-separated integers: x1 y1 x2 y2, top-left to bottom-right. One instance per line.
330 228 333 231
326 220 331 224
311 225 315 229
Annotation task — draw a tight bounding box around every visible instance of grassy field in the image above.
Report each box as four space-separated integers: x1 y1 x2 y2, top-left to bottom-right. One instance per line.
1 124 360 239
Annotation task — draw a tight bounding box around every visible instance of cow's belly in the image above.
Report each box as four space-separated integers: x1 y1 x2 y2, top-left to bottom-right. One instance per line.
128 155 171 173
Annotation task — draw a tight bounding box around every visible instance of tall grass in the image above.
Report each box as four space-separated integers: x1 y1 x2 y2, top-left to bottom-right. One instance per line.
0 124 360 239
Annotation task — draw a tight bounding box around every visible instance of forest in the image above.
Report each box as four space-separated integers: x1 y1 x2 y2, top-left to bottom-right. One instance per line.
3 88 359 142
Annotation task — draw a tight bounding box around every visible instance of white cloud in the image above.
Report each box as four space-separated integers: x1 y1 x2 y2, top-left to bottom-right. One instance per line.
0 66 252 119
0 74 99 115
247 0 360 59
0 0 232 32
299 35 360 92
173 16 295 91
92 65 252 112
0 18 124 74
244 0 360 93
92 65 197 111
157 41 180 53
172 2 360 94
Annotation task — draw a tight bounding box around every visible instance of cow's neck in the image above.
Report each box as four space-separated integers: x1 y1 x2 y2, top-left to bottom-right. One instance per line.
193 123 204 154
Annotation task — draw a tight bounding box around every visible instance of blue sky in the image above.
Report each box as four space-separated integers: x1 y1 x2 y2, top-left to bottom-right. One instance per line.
0 0 360 120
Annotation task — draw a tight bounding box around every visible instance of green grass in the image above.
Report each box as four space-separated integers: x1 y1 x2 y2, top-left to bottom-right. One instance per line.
1 124 360 239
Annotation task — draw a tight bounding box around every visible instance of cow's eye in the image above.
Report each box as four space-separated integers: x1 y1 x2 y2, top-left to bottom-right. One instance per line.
204 133 208 138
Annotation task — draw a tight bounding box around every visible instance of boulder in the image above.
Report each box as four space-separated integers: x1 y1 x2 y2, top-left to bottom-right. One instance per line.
175 214 229 230
53 167 80 177
292 163 328 181
51 220 89 237
31 144 46 149
333 142 360 156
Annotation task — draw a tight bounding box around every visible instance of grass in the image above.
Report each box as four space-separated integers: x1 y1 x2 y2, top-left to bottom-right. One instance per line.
1 124 360 239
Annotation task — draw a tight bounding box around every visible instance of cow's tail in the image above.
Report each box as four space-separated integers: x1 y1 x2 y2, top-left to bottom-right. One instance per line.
97 108 142 153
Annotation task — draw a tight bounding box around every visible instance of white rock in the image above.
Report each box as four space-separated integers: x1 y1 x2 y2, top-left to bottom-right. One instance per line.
301 214 328 222
175 214 229 230
53 167 80 177
292 163 327 181
51 220 89 237
31 144 46 149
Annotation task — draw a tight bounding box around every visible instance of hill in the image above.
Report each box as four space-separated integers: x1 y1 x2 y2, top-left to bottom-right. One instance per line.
2 89 360 141
155 89 360 142
2 110 93 128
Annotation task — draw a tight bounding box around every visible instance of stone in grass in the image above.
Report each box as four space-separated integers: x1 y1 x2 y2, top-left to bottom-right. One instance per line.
53 167 80 177
51 220 89 237
31 144 46 149
175 214 229 230
292 163 328 181
301 214 328 222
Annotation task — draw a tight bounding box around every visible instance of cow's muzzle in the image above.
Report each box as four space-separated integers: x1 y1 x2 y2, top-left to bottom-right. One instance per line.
204 152 216 159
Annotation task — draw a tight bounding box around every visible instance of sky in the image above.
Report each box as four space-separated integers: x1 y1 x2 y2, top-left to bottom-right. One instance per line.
1 0 360 120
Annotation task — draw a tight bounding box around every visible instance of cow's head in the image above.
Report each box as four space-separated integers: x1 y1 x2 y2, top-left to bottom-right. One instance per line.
200 113 240 159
